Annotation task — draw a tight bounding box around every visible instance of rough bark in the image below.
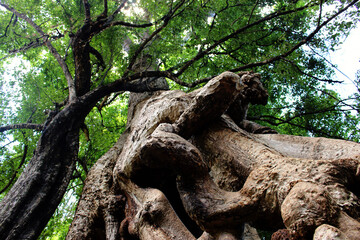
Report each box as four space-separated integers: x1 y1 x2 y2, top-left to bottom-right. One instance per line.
68 71 360 240
0 101 88 239
0 74 172 240
67 129 129 239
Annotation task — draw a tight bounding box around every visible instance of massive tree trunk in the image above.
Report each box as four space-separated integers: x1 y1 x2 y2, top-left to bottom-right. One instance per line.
67 72 360 240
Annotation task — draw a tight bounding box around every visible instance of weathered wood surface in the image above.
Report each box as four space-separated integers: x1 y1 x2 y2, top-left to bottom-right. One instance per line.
68 72 360 240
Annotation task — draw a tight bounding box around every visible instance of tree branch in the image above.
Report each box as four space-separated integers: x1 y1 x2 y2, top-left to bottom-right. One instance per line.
281 58 343 84
229 0 359 73
175 2 317 76
106 20 153 28
308 46 360 92
0 145 28 195
1 33 65 61
83 0 91 22
251 115 346 140
80 69 185 110
90 4 153 38
112 0 128 16
124 0 187 75
0 123 44 133
0 2 77 102
317 0 323 27
89 45 105 69
56 0 74 26
317 88 359 112
0 13 14 39
247 0 259 25
102 0 108 17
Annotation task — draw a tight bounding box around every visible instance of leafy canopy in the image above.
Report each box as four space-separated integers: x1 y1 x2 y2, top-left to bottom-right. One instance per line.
0 0 359 237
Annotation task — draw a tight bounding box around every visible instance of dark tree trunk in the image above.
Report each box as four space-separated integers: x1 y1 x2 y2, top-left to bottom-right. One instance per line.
0 100 90 239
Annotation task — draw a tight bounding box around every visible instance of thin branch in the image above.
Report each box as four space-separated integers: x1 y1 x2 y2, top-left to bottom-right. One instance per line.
0 13 14 39
0 140 16 151
106 21 153 28
73 167 85 183
125 0 187 75
97 92 123 111
0 123 44 133
0 2 76 102
175 2 317 76
317 88 359 112
112 0 129 16
247 0 259 25
99 51 115 85
282 58 343 83
64 37 72 61
83 0 91 22
262 106 341 124
90 9 153 38
0 145 28 195
102 0 108 17
56 0 74 25
308 46 359 92
317 0 323 27
89 45 105 68
210 28 276 56
230 0 359 72
1 33 65 61
0 42 42 61
252 115 346 140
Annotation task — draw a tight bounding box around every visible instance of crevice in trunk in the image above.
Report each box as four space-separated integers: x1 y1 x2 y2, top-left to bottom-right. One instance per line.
93 217 107 240
133 172 203 238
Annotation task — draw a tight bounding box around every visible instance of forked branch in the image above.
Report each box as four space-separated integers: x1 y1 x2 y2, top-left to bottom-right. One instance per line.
125 0 188 75
230 0 359 72
175 2 317 76
0 2 76 101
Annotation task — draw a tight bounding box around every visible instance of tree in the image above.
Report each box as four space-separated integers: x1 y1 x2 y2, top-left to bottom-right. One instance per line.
0 0 359 239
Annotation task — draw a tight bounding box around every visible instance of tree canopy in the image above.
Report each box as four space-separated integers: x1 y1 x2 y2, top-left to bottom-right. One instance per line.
0 0 359 238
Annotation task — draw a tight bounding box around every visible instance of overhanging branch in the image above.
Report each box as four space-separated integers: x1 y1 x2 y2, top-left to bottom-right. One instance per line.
175 2 317 76
0 2 77 102
230 0 359 72
1 33 65 61
251 115 346 140
0 123 44 133
82 70 175 106
124 0 188 75
106 21 153 28
112 0 128 16
281 58 343 84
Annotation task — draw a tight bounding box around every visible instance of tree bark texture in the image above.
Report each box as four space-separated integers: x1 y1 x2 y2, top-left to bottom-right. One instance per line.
68 72 360 240
0 99 94 240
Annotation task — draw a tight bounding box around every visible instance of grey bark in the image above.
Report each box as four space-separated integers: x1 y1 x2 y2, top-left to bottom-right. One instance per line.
67 71 360 240
0 102 86 239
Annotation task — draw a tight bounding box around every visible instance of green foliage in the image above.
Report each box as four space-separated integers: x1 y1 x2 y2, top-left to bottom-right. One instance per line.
79 93 128 169
0 0 359 238
39 189 79 240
